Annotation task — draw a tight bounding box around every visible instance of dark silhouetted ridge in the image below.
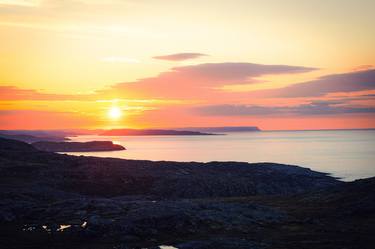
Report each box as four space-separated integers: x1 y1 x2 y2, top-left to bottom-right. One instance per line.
32 141 125 152
1 137 374 249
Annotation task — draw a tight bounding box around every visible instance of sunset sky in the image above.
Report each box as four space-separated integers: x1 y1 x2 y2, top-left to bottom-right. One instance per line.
1 0 374 130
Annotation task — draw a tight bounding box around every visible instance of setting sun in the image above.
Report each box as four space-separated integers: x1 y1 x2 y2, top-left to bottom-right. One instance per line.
108 106 122 120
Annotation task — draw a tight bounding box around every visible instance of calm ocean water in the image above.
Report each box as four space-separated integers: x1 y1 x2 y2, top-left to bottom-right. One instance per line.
67 130 375 181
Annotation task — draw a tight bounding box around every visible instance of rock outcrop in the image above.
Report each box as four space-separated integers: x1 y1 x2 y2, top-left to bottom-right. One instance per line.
0 137 374 249
32 141 125 152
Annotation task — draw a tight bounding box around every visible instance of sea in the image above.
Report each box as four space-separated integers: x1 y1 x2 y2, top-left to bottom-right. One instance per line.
66 130 375 181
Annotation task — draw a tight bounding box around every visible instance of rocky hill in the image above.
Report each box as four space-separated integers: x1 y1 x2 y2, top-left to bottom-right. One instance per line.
0 137 373 249
0 138 338 199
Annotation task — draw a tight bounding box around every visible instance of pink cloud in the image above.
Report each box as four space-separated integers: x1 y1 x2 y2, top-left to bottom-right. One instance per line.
110 62 317 99
0 86 92 101
0 110 97 129
250 69 375 98
193 99 375 117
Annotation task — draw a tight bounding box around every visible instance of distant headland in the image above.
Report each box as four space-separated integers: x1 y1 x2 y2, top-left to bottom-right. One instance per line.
100 128 217 136
175 126 261 132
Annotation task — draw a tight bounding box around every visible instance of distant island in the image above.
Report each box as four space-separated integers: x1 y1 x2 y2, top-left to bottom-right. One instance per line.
32 141 125 152
100 128 216 136
176 126 261 132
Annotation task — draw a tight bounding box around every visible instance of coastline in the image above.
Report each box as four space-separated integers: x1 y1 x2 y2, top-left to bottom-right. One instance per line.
66 129 375 181
1 137 374 249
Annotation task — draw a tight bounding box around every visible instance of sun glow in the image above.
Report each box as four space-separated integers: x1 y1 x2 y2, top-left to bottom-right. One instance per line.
108 106 122 120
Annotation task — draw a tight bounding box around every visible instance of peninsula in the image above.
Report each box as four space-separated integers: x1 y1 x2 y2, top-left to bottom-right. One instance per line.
32 141 125 152
100 128 216 136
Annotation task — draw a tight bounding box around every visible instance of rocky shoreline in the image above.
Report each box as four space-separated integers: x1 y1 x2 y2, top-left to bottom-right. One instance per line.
32 141 126 152
0 137 374 249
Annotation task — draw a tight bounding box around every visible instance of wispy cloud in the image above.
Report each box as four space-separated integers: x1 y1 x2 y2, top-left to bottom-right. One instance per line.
252 69 375 98
0 110 96 129
111 62 317 99
153 53 208 61
195 100 375 116
0 86 92 101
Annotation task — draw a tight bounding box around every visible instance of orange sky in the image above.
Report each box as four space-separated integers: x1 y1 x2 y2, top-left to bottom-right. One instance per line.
0 0 374 130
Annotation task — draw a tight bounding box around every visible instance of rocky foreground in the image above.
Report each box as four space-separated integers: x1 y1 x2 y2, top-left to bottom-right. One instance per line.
0 137 374 249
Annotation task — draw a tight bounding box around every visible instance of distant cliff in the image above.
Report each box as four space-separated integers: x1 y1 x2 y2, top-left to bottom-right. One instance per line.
101 129 216 136
32 141 125 152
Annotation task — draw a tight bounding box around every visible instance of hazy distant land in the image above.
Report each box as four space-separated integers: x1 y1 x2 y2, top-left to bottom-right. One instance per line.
0 128 220 144
0 133 69 143
176 126 261 132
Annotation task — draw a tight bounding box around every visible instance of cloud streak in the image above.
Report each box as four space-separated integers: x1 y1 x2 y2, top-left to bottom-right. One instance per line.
153 53 208 61
195 100 375 116
0 86 90 101
0 110 96 129
112 62 317 98
254 69 375 98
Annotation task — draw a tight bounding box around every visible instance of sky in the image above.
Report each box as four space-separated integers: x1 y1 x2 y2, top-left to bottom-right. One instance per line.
0 0 374 130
